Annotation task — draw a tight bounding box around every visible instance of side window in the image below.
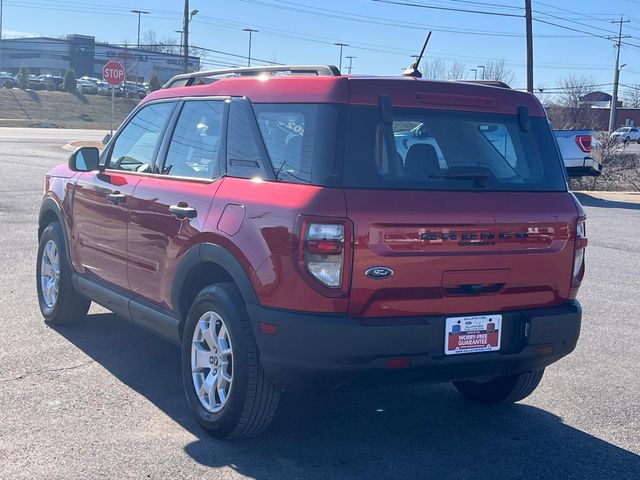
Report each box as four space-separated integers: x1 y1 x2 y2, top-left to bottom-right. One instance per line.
163 100 224 179
107 102 174 173
226 99 271 179
254 104 315 184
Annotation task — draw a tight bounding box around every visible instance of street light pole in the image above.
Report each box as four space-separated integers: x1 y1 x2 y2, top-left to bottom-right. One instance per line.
334 42 348 72
345 55 356 74
477 65 485 80
242 28 258 67
471 68 477 80
131 9 150 82
175 30 183 51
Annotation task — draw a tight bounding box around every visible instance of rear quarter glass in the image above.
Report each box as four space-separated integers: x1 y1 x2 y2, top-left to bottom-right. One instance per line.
342 107 567 192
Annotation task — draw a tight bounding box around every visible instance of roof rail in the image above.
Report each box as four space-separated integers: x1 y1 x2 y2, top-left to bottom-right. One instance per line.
456 80 511 89
163 64 341 89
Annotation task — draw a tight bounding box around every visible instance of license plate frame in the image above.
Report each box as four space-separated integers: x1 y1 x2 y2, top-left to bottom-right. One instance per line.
444 314 502 355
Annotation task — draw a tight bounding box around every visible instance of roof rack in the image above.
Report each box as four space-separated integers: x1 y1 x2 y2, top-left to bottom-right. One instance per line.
163 64 341 89
456 80 511 89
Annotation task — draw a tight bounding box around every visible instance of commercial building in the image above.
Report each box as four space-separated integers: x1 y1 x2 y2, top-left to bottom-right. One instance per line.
0 34 200 82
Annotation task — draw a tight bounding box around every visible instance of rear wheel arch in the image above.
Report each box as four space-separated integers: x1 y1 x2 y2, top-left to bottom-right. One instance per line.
172 243 260 335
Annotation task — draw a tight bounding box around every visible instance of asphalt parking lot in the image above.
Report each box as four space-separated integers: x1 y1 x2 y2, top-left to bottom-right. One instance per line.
0 127 638 479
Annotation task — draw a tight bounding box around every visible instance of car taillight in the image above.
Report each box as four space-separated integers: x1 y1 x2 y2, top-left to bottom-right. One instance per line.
572 220 587 282
575 135 592 153
303 223 345 288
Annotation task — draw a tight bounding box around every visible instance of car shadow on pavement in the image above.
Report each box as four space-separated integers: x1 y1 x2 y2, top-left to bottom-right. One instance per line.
574 192 640 211
54 312 640 480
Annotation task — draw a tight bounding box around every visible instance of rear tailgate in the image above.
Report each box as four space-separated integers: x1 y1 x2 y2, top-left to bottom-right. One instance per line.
345 190 579 318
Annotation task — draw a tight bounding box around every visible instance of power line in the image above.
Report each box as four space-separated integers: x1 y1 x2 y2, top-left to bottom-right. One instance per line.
369 0 524 17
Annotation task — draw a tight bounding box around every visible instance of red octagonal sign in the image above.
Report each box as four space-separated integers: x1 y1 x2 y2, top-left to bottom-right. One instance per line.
103 60 126 86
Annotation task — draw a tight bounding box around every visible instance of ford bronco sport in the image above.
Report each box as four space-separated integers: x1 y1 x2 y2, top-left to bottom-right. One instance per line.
37 65 586 439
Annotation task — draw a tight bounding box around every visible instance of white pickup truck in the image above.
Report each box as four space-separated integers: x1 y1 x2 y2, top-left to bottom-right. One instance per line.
554 130 603 177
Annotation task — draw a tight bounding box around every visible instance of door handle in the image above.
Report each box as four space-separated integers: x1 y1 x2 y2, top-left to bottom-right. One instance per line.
169 203 197 219
107 191 126 205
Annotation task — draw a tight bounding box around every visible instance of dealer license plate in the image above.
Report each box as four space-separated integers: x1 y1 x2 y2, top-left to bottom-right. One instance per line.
444 315 502 355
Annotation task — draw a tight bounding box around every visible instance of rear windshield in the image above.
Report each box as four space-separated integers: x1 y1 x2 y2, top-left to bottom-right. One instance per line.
343 106 567 191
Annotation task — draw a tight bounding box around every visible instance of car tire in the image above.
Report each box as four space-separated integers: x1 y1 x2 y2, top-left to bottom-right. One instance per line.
452 368 545 405
181 283 280 439
625 136 630 143
36 222 90 325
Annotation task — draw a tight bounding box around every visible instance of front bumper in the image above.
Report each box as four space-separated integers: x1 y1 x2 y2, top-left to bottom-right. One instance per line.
247 301 582 390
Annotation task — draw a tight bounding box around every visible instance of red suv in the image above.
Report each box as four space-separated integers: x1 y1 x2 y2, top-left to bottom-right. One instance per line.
37 65 586 438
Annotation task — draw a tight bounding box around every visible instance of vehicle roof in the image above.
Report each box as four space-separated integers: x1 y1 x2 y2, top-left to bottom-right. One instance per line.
143 75 546 116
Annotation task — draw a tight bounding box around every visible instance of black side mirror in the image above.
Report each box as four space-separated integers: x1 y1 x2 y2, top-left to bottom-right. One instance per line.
68 147 100 172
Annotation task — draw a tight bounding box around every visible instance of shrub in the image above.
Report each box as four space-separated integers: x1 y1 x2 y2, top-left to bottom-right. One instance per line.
149 72 162 92
17 65 30 89
63 69 78 94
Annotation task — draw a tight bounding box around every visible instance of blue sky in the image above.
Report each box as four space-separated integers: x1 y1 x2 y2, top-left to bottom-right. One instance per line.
3 0 640 93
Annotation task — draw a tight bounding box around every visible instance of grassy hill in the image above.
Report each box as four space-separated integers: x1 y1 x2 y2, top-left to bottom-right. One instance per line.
0 89 139 129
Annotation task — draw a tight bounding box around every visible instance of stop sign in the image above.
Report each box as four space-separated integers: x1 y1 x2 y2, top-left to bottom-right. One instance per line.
103 60 126 86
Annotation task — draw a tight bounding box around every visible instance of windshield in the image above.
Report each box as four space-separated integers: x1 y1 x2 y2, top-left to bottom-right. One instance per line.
616 128 631 132
343 106 567 192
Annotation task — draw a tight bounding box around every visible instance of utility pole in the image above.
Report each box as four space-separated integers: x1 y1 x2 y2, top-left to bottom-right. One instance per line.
242 28 258 67
1 0 4 76
183 0 189 73
334 43 348 72
609 16 629 133
525 0 533 93
477 65 485 80
131 9 149 83
182 1 198 73
345 55 356 74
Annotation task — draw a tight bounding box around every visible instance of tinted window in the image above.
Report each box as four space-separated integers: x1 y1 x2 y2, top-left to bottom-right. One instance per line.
253 104 343 185
345 107 566 191
108 102 174 172
227 99 268 179
163 100 224 179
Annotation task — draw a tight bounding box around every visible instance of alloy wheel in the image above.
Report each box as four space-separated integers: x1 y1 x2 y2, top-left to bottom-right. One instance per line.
191 311 234 413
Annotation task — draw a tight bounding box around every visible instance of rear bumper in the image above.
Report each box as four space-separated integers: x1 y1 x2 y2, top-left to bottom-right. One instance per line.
247 301 582 390
565 157 602 177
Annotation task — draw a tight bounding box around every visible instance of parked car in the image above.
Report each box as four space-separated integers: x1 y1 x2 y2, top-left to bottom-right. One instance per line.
76 79 98 95
38 65 586 439
81 76 111 95
611 126 640 143
38 75 64 89
0 71 16 88
122 81 148 99
554 130 603 177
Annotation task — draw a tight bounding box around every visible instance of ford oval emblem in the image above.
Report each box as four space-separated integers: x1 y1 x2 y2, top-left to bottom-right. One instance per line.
365 266 394 279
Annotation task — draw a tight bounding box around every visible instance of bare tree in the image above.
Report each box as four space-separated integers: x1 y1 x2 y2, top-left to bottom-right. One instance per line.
545 74 604 130
423 58 446 79
483 59 516 86
446 61 466 80
554 74 597 108
141 30 181 54
622 84 640 108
